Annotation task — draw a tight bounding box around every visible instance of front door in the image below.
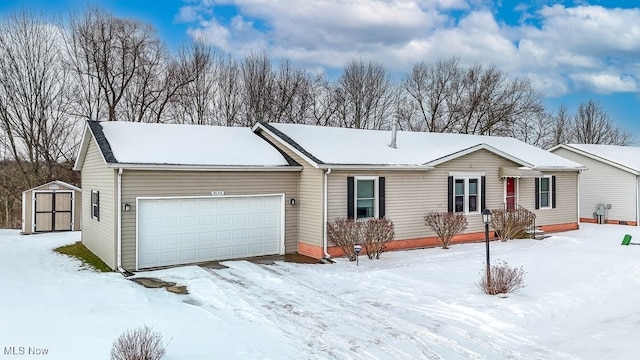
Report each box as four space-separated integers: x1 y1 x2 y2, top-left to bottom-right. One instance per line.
505 177 517 210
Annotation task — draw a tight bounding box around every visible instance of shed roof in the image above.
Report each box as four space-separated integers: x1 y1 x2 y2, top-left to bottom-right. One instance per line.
550 144 640 175
74 121 296 170
255 123 585 171
22 180 81 194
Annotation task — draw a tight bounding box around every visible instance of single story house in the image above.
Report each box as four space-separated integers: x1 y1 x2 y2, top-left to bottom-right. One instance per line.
253 123 586 259
550 144 640 225
75 120 586 272
73 121 301 271
21 180 82 234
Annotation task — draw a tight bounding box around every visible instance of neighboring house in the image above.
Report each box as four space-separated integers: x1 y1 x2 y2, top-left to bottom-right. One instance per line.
253 123 586 259
73 121 301 271
550 144 640 226
21 180 82 234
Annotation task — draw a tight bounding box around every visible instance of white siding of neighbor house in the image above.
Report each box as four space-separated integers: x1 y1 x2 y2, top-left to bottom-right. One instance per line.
80 137 117 269
327 149 579 240
259 131 325 248
119 170 299 270
552 147 637 223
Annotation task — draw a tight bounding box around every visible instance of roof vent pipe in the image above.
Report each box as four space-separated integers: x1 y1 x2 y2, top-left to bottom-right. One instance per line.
389 118 397 149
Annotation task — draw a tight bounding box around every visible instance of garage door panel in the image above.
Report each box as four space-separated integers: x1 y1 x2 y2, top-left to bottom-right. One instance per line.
138 195 282 269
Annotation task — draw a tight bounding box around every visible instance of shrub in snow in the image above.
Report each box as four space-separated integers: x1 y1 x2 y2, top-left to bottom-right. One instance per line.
327 218 362 261
477 260 527 295
327 217 395 260
423 211 467 249
361 217 394 259
490 208 535 242
110 326 166 360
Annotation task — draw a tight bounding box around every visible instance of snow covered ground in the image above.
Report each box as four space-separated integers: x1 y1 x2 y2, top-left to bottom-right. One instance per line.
1 223 639 359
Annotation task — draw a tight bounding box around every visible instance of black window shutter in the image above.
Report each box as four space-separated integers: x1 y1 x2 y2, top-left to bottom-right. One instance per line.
447 176 453 213
378 177 385 218
347 177 354 219
481 176 486 210
552 175 557 209
534 178 540 210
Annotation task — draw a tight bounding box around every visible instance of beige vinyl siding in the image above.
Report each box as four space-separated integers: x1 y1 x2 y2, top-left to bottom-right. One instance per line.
517 172 578 225
328 149 579 240
552 148 636 222
120 170 299 270
80 137 117 269
259 130 324 248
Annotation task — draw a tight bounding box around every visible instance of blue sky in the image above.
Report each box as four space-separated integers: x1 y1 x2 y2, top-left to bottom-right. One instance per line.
1 0 639 134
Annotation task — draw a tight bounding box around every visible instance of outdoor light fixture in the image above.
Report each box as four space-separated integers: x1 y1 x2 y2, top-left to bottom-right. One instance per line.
289 198 296 205
482 208 492 225
123 203 131 212
482 208 492 288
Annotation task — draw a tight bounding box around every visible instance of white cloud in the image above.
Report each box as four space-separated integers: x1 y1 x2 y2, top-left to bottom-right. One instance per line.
180 1 640 96
569 72 639 93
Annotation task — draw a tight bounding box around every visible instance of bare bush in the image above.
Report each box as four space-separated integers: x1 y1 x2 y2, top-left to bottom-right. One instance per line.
491 208 535 242
110 326 166 360
423 211 467 249
361 218 394 259
477 260 527 295
327 218 362 261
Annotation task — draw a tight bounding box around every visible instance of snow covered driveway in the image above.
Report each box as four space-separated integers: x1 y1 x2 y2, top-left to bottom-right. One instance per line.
2 224 640 359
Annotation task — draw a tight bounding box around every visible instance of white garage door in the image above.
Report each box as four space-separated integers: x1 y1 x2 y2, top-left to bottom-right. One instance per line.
137 195 283 269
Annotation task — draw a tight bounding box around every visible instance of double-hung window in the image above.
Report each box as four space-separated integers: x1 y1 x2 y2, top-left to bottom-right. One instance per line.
355 177 378 219
347 176 385 220
537 176 553 209
452 176 481 214
91 190 100 220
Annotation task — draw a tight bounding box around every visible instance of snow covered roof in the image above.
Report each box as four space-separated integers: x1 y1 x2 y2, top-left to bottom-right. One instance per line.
256 123 585 170
75 121 295 170
551 144 640 175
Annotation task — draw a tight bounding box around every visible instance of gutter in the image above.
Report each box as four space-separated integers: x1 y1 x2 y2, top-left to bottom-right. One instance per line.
116 168 127 274
323 168 332 258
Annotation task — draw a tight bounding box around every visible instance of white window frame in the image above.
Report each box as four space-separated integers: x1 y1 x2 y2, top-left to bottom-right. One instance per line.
538 176 552 209
91 190 100 220
354 176 379 220
453 176 481 214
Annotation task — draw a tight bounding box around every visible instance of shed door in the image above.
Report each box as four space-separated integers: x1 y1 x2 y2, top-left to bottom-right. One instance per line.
137 195 283 269
34 192 73 232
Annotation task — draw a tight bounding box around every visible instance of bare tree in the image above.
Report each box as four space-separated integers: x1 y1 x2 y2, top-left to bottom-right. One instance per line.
0 11 80 228
66 8 163 121
0 11 78 187
171 41 219 125
402 58 461 132
240 52 273 126
308 73 339 126
572 100 634 145
335 59 395 129
214 54 243 126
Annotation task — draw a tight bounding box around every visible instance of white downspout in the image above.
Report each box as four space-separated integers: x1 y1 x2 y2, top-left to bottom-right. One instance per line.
576 171 580 227
635 176 639 226
116 168 126 273
323 168 332 258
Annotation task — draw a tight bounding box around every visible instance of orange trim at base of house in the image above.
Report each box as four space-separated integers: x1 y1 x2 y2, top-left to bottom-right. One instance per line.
300 222 581 259
579 218 637 226
297 242 327 259
539 222 579 233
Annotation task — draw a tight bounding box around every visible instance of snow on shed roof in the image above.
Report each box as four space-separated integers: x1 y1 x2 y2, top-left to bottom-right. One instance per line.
91 121 291 167
557 144 640 174
261 123 585 170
